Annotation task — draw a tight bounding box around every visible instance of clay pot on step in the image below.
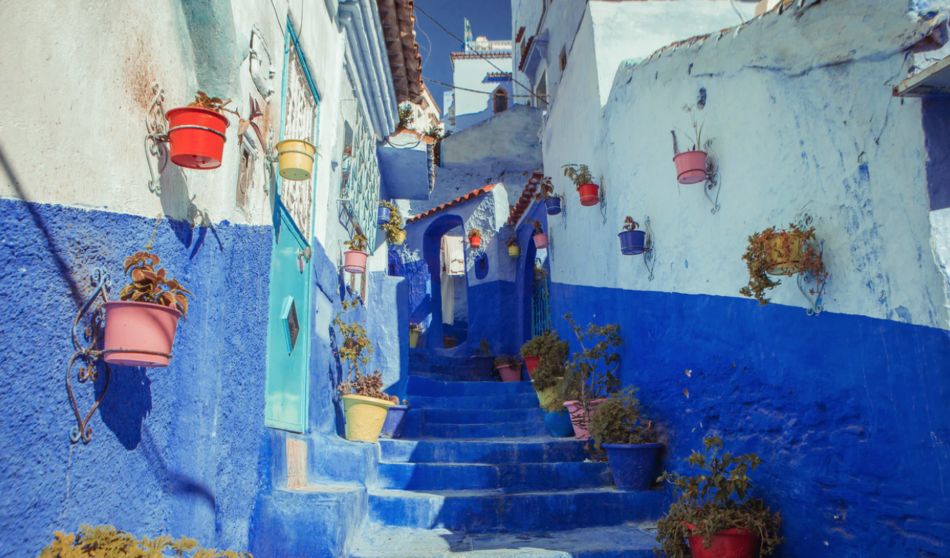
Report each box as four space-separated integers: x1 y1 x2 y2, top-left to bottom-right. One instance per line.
562 399 606 440
495 363 522 382
342 394 395 442
684 523 761 558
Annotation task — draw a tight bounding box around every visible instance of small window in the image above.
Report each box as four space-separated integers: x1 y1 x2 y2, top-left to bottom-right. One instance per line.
536 71 548 110
560 47 567 73
493 89 509 114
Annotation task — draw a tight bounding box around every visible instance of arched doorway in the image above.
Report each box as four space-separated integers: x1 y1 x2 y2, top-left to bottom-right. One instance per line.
422 215 470 349
517 206 551 345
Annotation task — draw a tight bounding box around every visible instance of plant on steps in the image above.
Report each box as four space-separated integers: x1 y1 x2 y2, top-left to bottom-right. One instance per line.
739 223 826 305
343 233 369 274
409 322 422 348
493 354 522 382
334 300 397 442
38 524 251 557
557 313 621 440
379 201 406 245
521 330 569 395
654 436 784 558
588 386 662 491
562 163 599 206
472 338 495 376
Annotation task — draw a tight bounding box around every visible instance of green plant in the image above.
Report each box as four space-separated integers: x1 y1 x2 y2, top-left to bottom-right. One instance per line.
676 103 713 153
379 201 405 245
654 437 784 557
344 233 368 253
622 217 639 232
474 339 492 356
557 313 622 429
588 386 657 452
38 524 251 558
562 164 595 189
521 331 569 392
119 252 192 316
493 354 521 369
533 176 559 202
739 224 826 305
334 300 395 402
397 102 414 129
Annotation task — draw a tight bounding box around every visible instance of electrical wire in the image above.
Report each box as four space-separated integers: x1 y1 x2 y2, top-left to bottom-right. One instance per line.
730 0 747 23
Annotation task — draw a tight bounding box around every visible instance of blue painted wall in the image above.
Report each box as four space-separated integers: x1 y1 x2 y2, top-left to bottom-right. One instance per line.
549 282 950 557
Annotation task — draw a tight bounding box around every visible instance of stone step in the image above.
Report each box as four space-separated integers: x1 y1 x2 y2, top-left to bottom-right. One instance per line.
376 462 614 491
407 377 536 397
367 487 666 533
421 408 545 425
409 370 496 382
406 394 540 410
379 438 588 464
423 421 549 439
351 523 658 557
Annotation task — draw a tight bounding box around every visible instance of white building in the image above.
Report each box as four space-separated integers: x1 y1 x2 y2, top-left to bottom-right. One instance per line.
444 19 514 133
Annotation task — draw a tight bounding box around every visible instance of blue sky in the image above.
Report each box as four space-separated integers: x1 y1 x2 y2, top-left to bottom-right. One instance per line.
413 0 512 112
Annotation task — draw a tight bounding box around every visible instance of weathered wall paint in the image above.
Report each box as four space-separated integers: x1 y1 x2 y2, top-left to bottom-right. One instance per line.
451 53 513 132
441 104 544 168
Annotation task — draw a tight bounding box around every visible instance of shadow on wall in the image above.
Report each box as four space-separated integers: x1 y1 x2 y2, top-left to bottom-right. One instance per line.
96 364 153 450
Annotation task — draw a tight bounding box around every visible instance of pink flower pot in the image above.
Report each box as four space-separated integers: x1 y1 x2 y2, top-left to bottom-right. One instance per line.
577 183 600 206
563 399 606 440
673 150 708 184
496 364 522 382
344 250 368 274
102 301 182 367
533 233 548 249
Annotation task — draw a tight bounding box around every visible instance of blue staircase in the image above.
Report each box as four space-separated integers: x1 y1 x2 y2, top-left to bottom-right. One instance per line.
351 372 665 557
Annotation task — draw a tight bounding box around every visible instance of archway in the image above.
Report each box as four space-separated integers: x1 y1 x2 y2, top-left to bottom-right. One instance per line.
422 214 470 349
517 205 551 346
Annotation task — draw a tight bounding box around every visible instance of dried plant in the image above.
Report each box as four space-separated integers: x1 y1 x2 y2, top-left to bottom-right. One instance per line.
474 339 492 356
333 300 393 402
588 386 658 451
521 331 569 393
654 437 784 557
533 176 559 201
38 524 251 558
493 354 521 369
379 201 405 245
623 217 639 232
504 236 519 248
119 252 192 316
562 164 595 189
739 224 826 305
527 219 544 235
468 229 481 239
188 91 236 116
344 233 368 253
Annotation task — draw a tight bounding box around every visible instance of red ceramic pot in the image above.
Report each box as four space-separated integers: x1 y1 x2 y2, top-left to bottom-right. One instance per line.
577 183 600 206
685 523 761 558
524 355 540 377
470 236 481 248
673 151 708 185
166 107 230 169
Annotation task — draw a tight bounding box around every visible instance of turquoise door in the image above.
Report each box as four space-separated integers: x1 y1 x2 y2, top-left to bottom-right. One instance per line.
264 23 319 433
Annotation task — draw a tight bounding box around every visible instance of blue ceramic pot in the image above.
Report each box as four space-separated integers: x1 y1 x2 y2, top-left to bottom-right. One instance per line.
377 206 391 226
618 230 647 255
544 197 562 216
472 355 494 377
544 410 575 437
381 405 409 438
602 442 663 491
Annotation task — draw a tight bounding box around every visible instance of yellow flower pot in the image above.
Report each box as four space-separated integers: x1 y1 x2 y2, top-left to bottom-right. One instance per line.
409 330 420 348
508 245 520 258
766 233 805 276
535 379 562 409
392 230 407 245
342 394 395 442
276 139 317 181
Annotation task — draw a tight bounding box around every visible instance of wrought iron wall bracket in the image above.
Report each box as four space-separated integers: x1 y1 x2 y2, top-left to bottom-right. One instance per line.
598 182 608 225
703 154 722 214
642 217 656 281
65 268 112 443
144 83 170 195
792 212 825 316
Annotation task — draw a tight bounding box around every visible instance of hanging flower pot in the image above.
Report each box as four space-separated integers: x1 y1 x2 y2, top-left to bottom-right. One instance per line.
344 251 368 274
685 524 761 558
544 410 575 437
103 302 182 367
533 233 548 249
381 404 410 439
470 236 481 249
409 326 421 348
563 399 606 440
577 183 600 206
544 197 562 215
166 107 230 169
765 233 805 276
508 245 520 258
673 150 708 185
342 394 395 442
392 230 407 245
377 206 392 226
276 139 316 181
618 230 647 255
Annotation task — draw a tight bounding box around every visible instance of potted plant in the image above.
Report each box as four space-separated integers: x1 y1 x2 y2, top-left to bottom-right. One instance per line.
655 436 785 558
672 102 712 185
558 313 621 441
167 92 233 170
587 386 662 491
38 524 252 558
409 323 422 348
619 217 647 255
379 201 406 245
739 223 826 305
469 228 482 249
493 354 522 382
562 163 599 206
522 331 569 406
276 138 317 181
103 251 192 368
472 339 495 377
528 219 548 249
381 399 410 439
534 176 563 216
343 234 369 274
505 236 520 258
444 334 458 349
378 202 392 226
335 300 398 442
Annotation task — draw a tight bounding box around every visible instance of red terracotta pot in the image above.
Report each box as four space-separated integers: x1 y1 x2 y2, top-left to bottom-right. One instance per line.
166 107 230 169
102 301 182 367
470 236 481 248
533 233 548 249
496 364 522 382
685 523 761 558
562 399 606 440
673 150 708 185
577 183 600 206
344 250 368 274
524 355 540 377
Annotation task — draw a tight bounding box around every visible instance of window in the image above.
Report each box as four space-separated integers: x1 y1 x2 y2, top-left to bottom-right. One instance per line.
560 46 567 73
493 89 509 114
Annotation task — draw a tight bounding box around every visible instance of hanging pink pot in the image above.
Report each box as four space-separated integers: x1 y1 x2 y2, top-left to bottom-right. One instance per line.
344 250 368 274
533 233 549 249
102 301 182 367
563 399 606 440
673 150 708 185
496 364 522 382
577 183 600 206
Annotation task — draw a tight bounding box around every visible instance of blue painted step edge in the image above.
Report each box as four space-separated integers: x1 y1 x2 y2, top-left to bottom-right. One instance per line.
379 438 588 464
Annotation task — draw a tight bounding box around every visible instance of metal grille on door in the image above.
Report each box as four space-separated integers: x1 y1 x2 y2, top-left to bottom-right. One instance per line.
281 42 317 239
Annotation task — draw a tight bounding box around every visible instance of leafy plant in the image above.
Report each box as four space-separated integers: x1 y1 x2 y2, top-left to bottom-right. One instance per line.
654 437 784 557
344 234 368 253
521 331 569 392
675 103 713 153
38 524 251 558
119 252 192 316
528 219 544 234
739 224 826 305
556 313 622 429
622 217 639 232
533 176 560 202
493 354 521 369
562 164 595 189
468 229 481 239
397 103 414 130
379 201 405 245
588 386 657 451
504 236 519 248
474 339 492 356
188 91 236 116
409 322 423 332
334 300 396 403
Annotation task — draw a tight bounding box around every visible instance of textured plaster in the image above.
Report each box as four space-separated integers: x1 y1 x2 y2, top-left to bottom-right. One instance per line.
442 105 544 168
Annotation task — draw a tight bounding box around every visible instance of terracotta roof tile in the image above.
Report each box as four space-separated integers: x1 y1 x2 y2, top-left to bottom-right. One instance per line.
407 184 496 224
376 0 423 102
506 172 545 226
